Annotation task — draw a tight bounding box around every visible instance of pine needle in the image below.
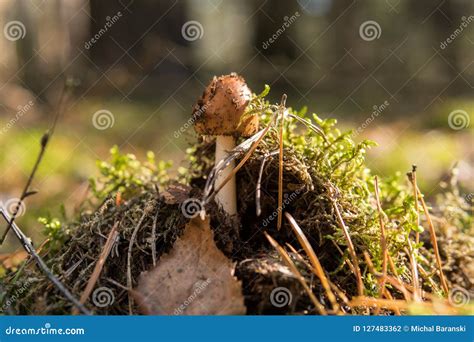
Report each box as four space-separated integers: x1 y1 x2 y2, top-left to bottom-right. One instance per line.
284 212 339 312
277 95 287 230
328 183 364 296
415 184 449 294
73 221 119 314
374 176 388 299
264 231 326 315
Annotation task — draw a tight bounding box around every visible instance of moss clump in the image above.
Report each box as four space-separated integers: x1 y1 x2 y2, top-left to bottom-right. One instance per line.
2 86 472 315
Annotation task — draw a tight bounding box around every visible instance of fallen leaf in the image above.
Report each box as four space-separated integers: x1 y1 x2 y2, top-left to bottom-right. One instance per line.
134 217 246 315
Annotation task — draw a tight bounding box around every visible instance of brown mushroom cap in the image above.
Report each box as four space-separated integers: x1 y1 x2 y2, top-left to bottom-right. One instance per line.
193 73 259 137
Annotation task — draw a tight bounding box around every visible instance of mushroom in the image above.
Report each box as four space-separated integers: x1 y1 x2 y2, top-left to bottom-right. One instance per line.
193 73 258 216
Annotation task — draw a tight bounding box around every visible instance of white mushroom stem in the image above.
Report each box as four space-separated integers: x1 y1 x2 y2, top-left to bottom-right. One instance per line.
214 135 237 216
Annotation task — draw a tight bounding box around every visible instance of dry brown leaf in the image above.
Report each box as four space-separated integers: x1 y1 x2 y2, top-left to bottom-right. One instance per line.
134 217 246 315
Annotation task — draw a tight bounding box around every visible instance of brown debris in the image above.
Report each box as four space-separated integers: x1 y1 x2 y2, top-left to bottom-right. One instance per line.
134 217 246 315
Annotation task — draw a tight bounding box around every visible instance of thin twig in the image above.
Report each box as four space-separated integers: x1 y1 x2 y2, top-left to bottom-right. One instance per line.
1 86 67 244
286 242 348 311
327 183 364 296
349 297 411 312
408 165 420 244
207 111 278 203
256 150 278 216
331 239 355 273
151 209 159 267
405 243 421 301
349 296 460 314
287 113 329 144
418 265 442 294
127 209 149 314
264 232 326 315
277 95 287 230
363 251 402 315
72 221 120 314
0 209 90 314
328 281 350 307
415 183 449 294
374 176 388 298
285 212 339 312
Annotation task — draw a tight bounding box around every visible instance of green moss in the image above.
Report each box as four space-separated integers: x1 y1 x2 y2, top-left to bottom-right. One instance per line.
3 85 472 315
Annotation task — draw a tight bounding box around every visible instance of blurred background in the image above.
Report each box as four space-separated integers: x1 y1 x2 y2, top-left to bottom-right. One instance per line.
0 0 472 251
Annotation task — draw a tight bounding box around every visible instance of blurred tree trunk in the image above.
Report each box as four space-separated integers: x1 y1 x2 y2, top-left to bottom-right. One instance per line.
253 0 299 59
409 0 466 94
88 0 186 68
431 0 464 92
327 0 362 92
14 0 43 98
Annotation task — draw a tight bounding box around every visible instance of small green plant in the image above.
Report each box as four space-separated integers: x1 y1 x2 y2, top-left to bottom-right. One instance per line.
38 216 65 252
89 145 171 200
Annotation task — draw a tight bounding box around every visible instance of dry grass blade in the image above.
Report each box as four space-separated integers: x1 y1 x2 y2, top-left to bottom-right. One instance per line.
264 231 326 315
328 184 364 296
363 251 402 315
418 264 441 294
328 281 350 307
210 119 275 202
364 251 411 301
127 208 150 314
256 151 278 216
287 113 328 143
415 184 449 294
277 94 286 230
349 297 461 314
284 212 339 312
408 166 421 244
331 240 355 273
374 176 388 298
73 221 119 314
387 253 403 283
405 243 421 301
349 297 408 312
